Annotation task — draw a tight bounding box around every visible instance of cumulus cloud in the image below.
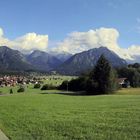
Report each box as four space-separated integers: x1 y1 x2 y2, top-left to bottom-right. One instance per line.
52 28 133 60
0 27 48 53
13 33 48 53
0 26 140 62
0 28 10 46
127 45 140 56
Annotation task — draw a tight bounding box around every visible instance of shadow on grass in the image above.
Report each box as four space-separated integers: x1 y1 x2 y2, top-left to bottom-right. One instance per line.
40 90 101 96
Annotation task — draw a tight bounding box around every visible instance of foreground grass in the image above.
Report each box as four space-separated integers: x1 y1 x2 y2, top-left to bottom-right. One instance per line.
0 91 140 140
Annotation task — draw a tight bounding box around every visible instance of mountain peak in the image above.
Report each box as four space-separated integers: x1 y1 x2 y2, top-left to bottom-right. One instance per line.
0 46 34 71
88 46 113 53
30 50 49 58
0 46 10 51
27 50 62 71
56 47 127 75
32 50 46 53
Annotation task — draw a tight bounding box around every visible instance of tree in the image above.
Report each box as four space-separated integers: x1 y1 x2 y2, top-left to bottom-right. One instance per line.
132 70 140 87
58 55 118 94
91 55 117 94
10 88 13 94
58 80 68 91
117 67 140 87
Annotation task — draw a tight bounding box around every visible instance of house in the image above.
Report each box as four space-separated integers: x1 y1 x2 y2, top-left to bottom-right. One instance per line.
118 78 130 88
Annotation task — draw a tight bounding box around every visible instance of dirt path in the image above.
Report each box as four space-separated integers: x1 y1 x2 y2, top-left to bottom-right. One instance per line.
0 130 9 140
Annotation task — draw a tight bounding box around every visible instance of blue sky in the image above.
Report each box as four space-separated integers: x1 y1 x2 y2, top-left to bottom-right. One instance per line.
0 0 140 59
0 0 140 46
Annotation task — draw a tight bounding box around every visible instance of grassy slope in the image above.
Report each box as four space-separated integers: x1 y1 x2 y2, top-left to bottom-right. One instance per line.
0 90 140 140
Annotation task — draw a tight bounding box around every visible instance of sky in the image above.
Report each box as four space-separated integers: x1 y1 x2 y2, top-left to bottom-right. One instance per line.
0 0 140 60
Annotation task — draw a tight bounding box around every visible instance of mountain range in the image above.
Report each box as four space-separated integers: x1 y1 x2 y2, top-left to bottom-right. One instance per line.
56 47 127 75
0 46 128 75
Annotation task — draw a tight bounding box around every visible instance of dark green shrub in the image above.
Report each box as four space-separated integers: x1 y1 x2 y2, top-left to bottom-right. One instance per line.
58 80 68 90
41 84 56 90
34 83 41 89
58 77 88 92
10 88 13 94
17 87 25 93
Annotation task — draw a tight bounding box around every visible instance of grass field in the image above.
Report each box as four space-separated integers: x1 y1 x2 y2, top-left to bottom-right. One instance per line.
42 75 76 86
0 88 140 140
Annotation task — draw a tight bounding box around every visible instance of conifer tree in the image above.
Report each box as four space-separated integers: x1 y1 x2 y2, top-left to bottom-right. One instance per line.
93 55 117 94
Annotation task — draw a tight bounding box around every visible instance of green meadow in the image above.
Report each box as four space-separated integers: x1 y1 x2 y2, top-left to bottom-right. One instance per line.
0 88 140 140
42 75 76 86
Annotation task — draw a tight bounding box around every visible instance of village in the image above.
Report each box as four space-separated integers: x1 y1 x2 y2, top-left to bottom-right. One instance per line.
0 75 73 89
0 75 40 87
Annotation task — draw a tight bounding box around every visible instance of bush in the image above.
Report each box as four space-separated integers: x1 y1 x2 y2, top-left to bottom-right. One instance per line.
17 86 25 93
41 84 56 90
34 83 41 89
10 88 13 94
58 80 68 90
58 76 88 92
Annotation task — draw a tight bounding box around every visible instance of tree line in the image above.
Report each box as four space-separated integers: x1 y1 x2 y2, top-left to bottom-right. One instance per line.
58 55 118 94
117 63 140 87
59 56 140 95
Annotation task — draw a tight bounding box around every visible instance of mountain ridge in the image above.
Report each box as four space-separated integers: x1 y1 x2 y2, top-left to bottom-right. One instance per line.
56 47 127 75
27 50 62 71
0 46 128 74
0 46 35 71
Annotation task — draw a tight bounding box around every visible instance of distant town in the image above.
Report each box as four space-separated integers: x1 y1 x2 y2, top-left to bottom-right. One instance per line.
0 75 42 87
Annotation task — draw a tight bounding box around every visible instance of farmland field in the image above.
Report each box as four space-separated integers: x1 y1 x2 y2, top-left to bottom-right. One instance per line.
0 88 140 140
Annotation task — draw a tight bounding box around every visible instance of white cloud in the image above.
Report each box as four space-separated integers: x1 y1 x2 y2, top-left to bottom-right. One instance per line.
13 33 48 53
0 28 48 53
0 27 140 62
0 28 10 46
0 28 4 36
52 27 133 60
127 45 140 56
